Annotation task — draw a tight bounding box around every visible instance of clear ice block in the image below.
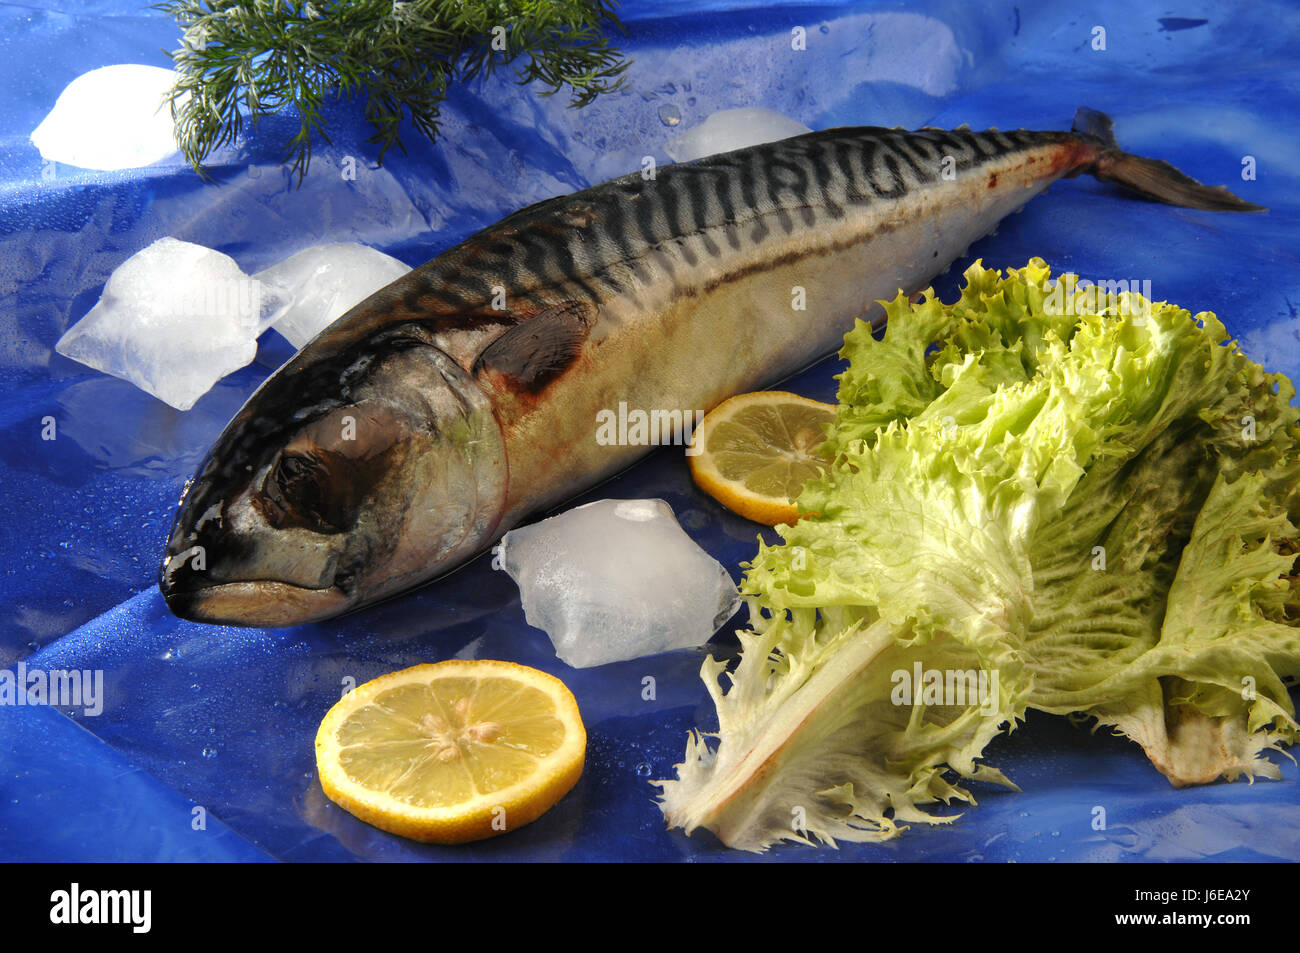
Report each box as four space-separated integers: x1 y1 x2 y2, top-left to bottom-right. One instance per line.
498 499 741 668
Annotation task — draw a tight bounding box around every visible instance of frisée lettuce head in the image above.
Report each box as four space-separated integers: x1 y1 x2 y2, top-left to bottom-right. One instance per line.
656 259 1300 851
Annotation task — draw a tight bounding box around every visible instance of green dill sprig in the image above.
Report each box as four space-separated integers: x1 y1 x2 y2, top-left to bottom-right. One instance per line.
157 0 630 183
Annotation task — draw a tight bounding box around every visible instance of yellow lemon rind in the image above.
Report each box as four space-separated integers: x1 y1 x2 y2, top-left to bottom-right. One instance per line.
314 660 586 844
688 391 834 527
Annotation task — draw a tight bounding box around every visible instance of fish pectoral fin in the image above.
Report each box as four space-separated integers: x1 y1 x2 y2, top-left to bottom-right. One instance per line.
472 300 595 395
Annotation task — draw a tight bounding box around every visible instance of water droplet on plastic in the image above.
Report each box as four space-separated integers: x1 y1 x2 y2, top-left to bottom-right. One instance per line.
201 746 217 759
635 761 652 777
679 509 709 530
658 104 681 126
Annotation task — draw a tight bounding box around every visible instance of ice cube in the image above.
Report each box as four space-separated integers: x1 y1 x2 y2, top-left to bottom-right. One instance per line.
665 107 812 163
498 498 741 668
55 237 290 411
30 64 185 171
255 243 412 349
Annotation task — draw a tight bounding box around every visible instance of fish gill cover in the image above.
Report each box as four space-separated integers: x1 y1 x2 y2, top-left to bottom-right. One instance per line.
656 259 1300 852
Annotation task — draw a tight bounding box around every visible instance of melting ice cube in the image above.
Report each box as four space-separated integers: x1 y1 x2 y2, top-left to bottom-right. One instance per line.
30 64 185 171
498 499 741 668
256 242 412 349
55 237 290 411
665 107 812 163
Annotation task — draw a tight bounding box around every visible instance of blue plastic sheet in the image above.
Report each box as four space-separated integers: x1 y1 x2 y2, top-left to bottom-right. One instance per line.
2 0 1299 862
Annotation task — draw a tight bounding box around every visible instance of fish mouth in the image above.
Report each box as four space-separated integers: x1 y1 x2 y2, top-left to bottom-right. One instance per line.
160 578 351 628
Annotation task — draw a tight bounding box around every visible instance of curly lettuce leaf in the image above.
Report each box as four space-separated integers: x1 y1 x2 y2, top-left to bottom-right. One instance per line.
657 259 1300 851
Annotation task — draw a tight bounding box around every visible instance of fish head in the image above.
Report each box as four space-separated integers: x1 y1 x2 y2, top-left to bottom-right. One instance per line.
159 329 508 627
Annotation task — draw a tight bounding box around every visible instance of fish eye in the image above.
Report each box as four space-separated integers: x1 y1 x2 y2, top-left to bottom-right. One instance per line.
261 451 349 533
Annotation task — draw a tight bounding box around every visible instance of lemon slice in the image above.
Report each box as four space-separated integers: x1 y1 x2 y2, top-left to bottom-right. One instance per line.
315 660 585 843
689 391 836 526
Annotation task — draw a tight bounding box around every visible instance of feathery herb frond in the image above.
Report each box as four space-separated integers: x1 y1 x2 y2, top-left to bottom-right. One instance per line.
157 0 630 183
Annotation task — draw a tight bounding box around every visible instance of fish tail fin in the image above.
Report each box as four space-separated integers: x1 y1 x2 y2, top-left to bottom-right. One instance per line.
1071 106 1265 212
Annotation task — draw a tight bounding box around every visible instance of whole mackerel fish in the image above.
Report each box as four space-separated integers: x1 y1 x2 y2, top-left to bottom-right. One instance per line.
160 108 1261 627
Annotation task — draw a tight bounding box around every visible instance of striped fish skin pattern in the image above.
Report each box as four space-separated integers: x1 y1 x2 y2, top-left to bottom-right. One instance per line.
426 126 1072 295
375 125 1080 369
156 118 1237 627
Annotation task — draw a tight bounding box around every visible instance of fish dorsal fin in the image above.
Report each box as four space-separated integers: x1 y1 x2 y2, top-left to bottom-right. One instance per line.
473 300 595 394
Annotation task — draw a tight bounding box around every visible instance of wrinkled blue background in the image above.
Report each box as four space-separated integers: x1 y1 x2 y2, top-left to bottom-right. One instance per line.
1 0 1298 862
